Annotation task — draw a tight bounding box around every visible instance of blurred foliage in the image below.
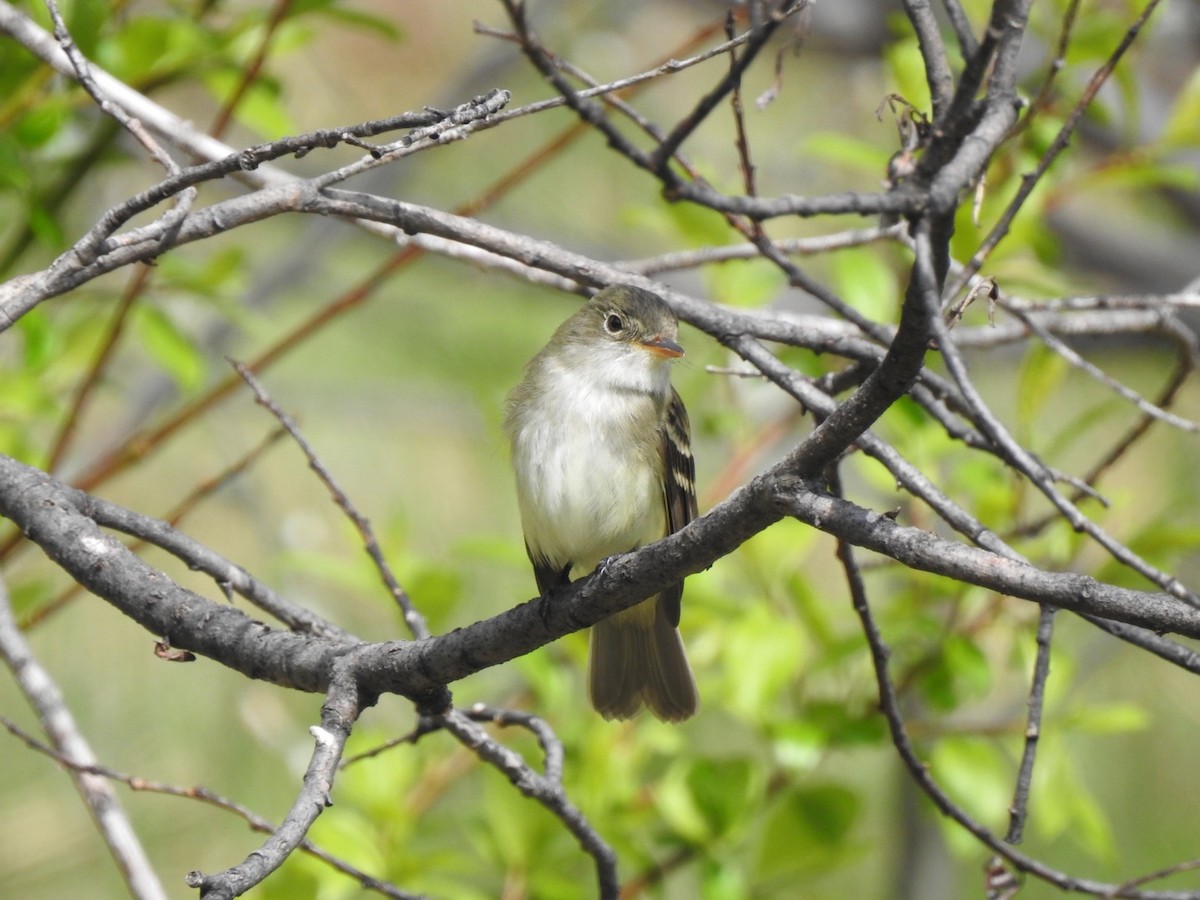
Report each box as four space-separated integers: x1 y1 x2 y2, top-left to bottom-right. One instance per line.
1 1 1199 899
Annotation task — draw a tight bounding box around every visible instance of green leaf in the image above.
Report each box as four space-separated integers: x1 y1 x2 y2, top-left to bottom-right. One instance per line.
157 247 247 297
1072 158 1200 194
1161 66 1200 149
132 306 206 392
306 804 387 877
707 260 785 308
316 6 406 40
686 757 756 837
0 137 29 191
770 719 825 772
929 736 1011 830
1016 343 1069 441
99 17 213 82
805 701 889 749
203 71 295 138
771 705 886 774
1034 736 1116 860
656 763 710 842
916 633 992 712
699 858 748 900
830 247 898 324
13 99 68 148
661 200 736 248
65 0 109 56
791 783 860 845
720 602 807 718
799 132 891 176
755 783 861 880
883 34 932 115
16 307 54 368
28 204 65 250
7 575 54 620
1065 702 1150 735
1097 521 1200 587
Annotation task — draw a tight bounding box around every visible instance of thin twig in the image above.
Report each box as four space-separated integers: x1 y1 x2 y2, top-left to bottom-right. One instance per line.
463 702 566 782
928 286 1200 607
725 11 761 220
615 225 906 274
42 0 299 478
1112 860 1200 898
207 0 295 137
1014 318 1198 539
0 713 419 899
1004 605 1056 844
232 360 430 639
900 0 955 122
438 707 618 899
42 0 195 266
44 266 148 473
946 0 1166 300
77 483 354 640
44 0 180 175
474 8 760 121
1003 301 1200 433
825 481 1200 899
650 0 809 171
939 0 979 59
495 0 867 228
1009 0 1082 140
22 426 289 630
0 575 167 900
187 672 361 899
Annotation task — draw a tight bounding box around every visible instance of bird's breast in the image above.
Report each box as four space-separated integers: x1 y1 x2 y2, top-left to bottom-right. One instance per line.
509 374 666 574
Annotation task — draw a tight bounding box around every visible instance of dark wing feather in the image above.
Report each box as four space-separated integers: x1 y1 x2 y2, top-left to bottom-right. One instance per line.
657 387 697 627
527 543 571 596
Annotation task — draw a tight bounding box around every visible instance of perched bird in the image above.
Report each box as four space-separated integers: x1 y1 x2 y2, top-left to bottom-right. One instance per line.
504 284 699 722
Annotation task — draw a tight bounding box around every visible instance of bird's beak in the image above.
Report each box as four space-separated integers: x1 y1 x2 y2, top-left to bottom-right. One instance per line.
640 336 684 359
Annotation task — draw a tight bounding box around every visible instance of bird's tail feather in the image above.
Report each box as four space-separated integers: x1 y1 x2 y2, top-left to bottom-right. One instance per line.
588 597 697 722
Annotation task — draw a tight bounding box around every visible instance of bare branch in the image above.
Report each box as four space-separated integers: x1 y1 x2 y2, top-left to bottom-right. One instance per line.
232 361 430 640
23 426 288 629
1001 302 1200 434
928 285 1200 606
0 575 167 899
439 707 617 897
43 0 181 175
900 0 955 121
0 713 419 899
85 489 354 640
1004 605 1056 845
940 0 980 59
830 497 1199 900
615 225 906 274
187 671 361 899
947 0 1168 299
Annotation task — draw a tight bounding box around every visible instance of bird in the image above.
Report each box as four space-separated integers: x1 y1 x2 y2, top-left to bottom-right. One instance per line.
503 284 698 722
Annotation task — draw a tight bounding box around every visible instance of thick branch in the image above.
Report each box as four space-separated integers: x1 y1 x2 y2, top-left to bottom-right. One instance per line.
0 454 356 693
7 429 1200 708
782 486 1200 636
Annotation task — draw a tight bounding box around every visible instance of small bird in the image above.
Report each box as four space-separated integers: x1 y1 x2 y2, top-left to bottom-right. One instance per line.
504 284 699 722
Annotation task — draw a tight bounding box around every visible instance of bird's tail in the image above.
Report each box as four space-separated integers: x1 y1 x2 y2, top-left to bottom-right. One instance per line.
588 597 698 722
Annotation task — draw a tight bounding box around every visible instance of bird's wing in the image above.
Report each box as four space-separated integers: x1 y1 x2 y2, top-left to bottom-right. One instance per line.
657 387 697 627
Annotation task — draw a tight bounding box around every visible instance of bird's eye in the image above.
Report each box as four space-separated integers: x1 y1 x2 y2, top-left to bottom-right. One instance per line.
604 313 624 334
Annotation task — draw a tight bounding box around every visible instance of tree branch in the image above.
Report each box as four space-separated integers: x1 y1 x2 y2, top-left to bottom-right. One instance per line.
187 669 361 898
0 575 167 899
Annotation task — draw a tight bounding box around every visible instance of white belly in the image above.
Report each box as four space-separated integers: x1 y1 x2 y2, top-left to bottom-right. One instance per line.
509 371 666 575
